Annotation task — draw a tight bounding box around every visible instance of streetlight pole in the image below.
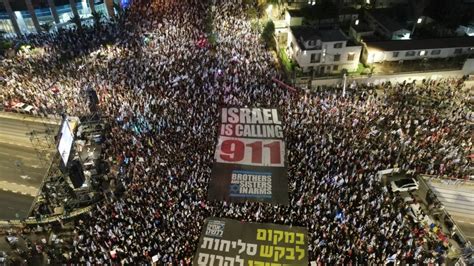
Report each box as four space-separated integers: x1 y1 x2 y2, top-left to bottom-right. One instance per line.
411 17 423 38
342 73 347 97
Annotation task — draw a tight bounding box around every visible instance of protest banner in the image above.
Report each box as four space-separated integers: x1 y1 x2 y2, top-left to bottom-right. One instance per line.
209 108 288 205
194 217 308 266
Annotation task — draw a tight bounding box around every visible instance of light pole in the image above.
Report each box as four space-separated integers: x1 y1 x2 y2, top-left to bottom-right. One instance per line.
411 17 423 38
342 73 347 97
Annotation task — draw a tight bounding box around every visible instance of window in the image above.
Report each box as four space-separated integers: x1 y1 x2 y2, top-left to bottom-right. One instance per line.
334 43 343 48
334 54 341 61
454 48 462 54
393 52 399 58
333 65 339 71
310 53 321 63
431 50 441 55
308 40 316 46
347 53 355 61
405 51 415 57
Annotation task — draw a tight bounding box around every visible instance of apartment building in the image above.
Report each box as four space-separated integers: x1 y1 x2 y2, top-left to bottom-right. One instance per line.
364 37 474 63
287 26 362 74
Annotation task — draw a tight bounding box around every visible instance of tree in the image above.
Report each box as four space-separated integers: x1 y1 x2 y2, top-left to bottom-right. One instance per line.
261 20 275 50
0 32 13 56
246 5 258 20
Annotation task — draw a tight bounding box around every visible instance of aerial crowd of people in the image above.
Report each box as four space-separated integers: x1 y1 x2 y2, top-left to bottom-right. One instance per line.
0 0 472 264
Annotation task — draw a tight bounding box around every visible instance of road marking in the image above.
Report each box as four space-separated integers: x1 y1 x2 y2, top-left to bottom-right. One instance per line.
0 180 38 196
20 175 32 180
0 140 55 151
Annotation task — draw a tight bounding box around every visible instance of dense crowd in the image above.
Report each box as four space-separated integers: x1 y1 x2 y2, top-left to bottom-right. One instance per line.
0 0 472 264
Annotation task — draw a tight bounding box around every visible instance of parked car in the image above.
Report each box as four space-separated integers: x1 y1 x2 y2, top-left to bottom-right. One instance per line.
11 102 24 113
390 178 419 192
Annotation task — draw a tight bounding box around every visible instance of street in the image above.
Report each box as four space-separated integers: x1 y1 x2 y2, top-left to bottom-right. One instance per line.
452 217 474 245
0 190 34 220
0 113 59 220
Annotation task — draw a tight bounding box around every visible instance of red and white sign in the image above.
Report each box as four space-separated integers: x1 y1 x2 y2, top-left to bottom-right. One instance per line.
215 136 285 167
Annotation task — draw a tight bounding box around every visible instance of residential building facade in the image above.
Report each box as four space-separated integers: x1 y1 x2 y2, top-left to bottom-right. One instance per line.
287 26 362 74
364 38 474 63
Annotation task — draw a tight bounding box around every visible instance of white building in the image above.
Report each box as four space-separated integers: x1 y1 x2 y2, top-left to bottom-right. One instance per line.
365 37 474 63
456 24 474 37
287 26 362 74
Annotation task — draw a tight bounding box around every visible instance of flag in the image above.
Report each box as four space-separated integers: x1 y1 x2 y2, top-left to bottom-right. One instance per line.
385 254 396 264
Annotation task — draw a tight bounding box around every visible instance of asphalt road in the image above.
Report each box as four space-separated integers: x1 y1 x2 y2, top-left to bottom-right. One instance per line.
0 113 59 219
452 216 474 245
0 190 34 220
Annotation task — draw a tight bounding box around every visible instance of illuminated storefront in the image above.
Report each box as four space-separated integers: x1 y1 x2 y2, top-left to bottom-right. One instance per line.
0 0 112 37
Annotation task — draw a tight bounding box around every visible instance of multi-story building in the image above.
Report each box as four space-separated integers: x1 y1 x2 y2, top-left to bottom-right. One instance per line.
364 37 474 63
0 0 116 37
287 26 362 74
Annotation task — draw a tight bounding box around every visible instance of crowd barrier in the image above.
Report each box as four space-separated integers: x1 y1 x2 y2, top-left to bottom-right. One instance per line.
423 174 474 186
0 205 94 229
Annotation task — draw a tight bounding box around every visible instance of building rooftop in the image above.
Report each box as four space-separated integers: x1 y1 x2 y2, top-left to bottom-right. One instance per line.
291 26 353 50
351 22 373 33
366 37 474 51
291 26 348 42
287 9 304 18
340 7 358 15
367 9 407 32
